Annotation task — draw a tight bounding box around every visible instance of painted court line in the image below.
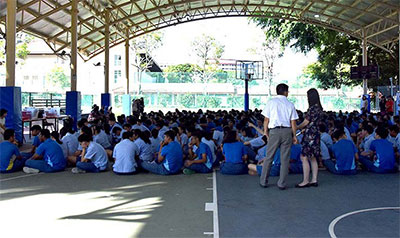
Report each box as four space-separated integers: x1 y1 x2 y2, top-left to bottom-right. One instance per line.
0 173 42 182
328 207 400 238
204 170 220 238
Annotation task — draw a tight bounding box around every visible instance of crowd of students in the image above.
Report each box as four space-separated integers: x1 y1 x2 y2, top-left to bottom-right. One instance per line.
0 104 399 177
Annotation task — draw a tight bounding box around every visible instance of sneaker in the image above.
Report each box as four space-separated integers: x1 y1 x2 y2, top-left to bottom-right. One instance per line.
72 167 86 174
23 167 40 174
183 168 196 175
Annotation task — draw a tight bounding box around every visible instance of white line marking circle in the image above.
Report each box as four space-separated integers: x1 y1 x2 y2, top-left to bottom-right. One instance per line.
328 207 400 238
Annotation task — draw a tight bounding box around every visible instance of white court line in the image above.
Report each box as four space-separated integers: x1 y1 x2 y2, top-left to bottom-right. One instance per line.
328 207 400 238
212 170 220 238
204 170 220 238
0 173 42 182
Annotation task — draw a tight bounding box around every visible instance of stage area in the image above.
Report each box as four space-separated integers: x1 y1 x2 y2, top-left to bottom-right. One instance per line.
1 170 399 238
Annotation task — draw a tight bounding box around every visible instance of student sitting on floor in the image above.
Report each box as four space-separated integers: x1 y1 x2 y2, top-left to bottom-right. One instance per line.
248 144 302 176
61 127 79 157
93 125 112 150
183 131 213 174
359 125 375 158
113 131 139 175
201 131 217 166
67 126 93 166
72 134 108 173
220 130 248 175
320 123 333 151
23 129 66 173
140 130 183 175
51 131 68 160
359 126 398 173
323 129 357 175
150 128 162 155
123 123 132 132
112 126 124 145
133 129 153 162
30 125 42 154
388 125 400 153
0 129 28 173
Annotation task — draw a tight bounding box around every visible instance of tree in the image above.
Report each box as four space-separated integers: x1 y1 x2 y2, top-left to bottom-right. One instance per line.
131 31 163 95
191 34 225 106
46 66 70 90
251 18 399 90
191 34 225 83
164 63 202 83
0 33 33 63
248 38 282 95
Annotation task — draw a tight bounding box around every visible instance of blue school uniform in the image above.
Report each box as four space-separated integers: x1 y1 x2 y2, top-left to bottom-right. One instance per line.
361 134 374 153
332 139 357 171
84 142 108 170
32 135 41 147
320 141 330 160
113 139 139 173
321 132 333 150
94 130 112 150
370 139 396 170
223 142 247 163
61 132 79 156
35 139 66 170
196 142 213 169
134 138 153 162
161 141 183 173
0 141 22 172
150 136 162 154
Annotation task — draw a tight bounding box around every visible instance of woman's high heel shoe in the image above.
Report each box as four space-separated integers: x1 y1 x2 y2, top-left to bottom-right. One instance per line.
295 183 310 188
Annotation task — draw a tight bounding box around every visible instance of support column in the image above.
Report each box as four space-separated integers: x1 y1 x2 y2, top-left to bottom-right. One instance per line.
125 36 130 94
2 1 22 143
66 0 81 129
102 9 111 111
362 28 368 95
122 35 131 116
70 0 78 91
6 0 16 86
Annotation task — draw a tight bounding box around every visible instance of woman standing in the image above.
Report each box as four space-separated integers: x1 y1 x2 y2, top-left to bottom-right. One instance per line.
296 89 323 188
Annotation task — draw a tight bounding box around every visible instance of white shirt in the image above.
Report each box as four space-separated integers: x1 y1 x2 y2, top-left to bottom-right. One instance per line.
61 132 79 156
201 138 217 163
213 130 224 146
113 139 138 173
262 95 298 129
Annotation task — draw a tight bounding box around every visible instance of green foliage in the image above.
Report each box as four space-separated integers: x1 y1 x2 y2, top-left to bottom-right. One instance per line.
332 97 346 110
46 66 70 89
164 64 201 83
178 94 196 108
252 97 262 108
158 94 172 107
251 18 399 90
0 33 33 62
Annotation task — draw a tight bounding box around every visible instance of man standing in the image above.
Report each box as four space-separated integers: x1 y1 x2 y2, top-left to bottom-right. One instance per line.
260 84 299 190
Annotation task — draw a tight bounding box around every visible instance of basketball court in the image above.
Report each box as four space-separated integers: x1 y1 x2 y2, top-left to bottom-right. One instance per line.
1 169 398 238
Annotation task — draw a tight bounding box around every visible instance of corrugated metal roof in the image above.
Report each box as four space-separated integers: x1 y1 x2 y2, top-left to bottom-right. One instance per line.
1 0 399 60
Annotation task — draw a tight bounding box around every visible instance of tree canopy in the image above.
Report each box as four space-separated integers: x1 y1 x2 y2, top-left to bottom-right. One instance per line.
252 18 399 90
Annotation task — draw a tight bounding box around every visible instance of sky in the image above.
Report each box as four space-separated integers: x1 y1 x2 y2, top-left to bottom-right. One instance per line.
154 17 318 83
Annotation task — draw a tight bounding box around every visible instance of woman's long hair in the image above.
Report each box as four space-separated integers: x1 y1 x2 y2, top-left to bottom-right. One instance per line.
307 88 323 110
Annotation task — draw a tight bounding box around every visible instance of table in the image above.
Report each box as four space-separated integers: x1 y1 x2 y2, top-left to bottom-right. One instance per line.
23 115 69 139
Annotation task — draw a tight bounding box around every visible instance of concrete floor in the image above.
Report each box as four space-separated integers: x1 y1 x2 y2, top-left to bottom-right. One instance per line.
1 169 399 238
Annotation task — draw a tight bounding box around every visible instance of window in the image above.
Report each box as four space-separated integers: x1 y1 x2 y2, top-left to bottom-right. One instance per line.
114 70 122 83
114 55 122 66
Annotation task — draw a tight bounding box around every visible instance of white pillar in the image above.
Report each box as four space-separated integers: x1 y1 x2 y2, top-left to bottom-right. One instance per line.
70 0 78 91
6 0 16 86
125 37 130 94
362 28 368 95
104 9 110 94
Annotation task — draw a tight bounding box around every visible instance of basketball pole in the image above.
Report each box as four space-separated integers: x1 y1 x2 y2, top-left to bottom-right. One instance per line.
244 75 249 112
